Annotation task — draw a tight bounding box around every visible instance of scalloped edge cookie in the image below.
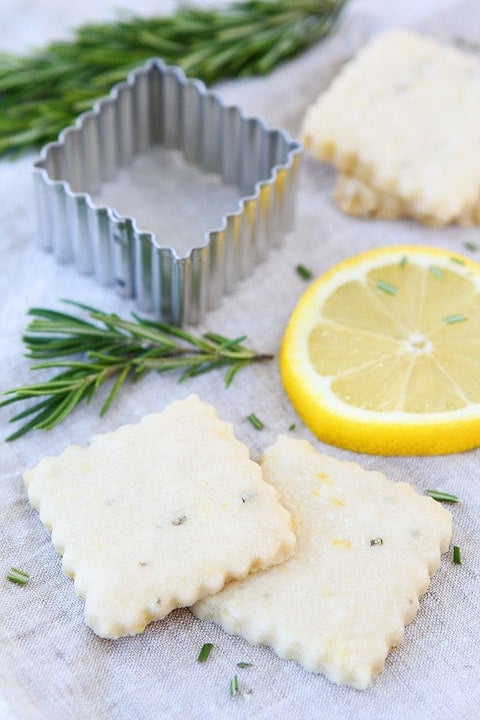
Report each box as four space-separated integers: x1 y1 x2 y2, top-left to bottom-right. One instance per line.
193 436 452 689
24 395 296 638
302 30 480 225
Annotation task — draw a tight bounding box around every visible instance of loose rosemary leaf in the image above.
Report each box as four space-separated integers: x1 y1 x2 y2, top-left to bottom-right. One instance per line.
426 489 459 504
229 674 239 698
296 264 313 281
247 413 265 430
7 567 30 585
197 642 214 663
0 0 347 156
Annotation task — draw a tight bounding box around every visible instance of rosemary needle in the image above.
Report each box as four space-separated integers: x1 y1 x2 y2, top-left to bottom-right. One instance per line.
453 545 462 565
0 301 273 440
296 264 313 281
7 567 30 585
442 314 467 325
464 241 479 252
247 413 264 430
429 264 443 279
229 674 239 698
197 643 214 663
376 279 397 296
426 489 459 503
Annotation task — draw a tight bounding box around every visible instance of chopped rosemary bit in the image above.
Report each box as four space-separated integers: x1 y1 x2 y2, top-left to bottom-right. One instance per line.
288 423 296 431
455 36 480 53
370 538 383 546
442 314 467 325
247 413 264 430
426 489 459 503
229 674 239 697
197 643 214 663
0 301 273 440
296 264 313 281
453 545 462 565
464 241 479 252
429 264 443 279
241 491 258 503
7 566 30 585
449 256 465 265
399 255 408 268
237 662 252 669
376 279 397 296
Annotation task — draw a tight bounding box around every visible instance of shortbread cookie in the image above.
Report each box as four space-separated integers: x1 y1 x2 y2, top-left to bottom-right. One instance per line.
193 436 452 689
24 395 295 638
302 30 480 225
335 173 480 226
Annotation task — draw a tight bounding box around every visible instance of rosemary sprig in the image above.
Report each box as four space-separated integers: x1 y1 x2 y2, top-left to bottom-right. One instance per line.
0 0 347 157
0 301 273 440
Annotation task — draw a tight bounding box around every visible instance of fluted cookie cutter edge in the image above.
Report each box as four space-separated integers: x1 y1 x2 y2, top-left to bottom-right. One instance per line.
33 59 302 326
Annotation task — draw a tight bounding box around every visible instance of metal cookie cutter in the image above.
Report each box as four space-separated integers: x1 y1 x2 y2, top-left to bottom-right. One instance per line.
34 59 302 325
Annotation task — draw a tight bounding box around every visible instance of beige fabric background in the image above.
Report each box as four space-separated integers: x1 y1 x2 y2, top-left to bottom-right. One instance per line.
1 1 479 718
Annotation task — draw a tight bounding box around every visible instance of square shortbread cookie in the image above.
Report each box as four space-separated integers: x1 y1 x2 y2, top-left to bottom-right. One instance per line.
335 173 480 226
24 395 295 638
302 30 480 225
193 436 452 689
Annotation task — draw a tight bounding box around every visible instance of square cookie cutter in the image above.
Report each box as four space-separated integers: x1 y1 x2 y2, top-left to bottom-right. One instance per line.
34 59 302 325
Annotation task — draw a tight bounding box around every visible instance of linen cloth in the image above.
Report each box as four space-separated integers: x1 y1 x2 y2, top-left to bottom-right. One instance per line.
0 1 479 718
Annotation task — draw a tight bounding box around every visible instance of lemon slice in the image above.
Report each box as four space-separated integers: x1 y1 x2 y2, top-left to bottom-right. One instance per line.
280 245 480 455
